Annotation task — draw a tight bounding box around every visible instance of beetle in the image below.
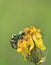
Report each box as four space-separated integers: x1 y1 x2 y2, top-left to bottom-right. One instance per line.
10 31 25 49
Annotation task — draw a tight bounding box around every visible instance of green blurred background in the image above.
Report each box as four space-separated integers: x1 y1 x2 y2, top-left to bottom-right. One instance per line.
0 0 51 65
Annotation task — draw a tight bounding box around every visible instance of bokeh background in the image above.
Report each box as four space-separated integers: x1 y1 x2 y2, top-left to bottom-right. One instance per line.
0 0 51 65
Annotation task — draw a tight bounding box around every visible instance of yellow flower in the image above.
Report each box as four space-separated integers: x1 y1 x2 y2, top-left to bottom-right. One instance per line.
17 26 46 63
10 26 47 64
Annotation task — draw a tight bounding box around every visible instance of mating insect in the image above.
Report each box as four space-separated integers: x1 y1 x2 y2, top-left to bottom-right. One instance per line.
10 31 25 49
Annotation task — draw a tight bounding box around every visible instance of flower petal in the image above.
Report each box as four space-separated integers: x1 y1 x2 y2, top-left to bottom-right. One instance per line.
33 36 46 50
